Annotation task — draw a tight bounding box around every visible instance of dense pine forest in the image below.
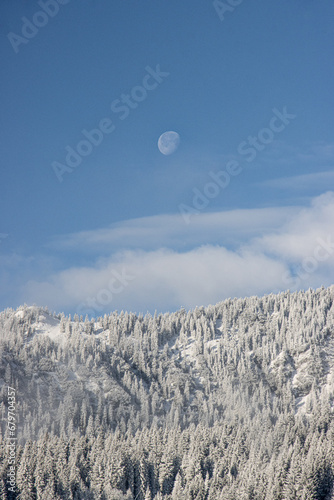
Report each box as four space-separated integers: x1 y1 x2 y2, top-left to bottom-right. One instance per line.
0 286 334 499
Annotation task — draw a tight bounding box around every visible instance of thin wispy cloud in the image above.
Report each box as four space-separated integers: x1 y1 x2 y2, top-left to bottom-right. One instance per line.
49 207 297 253
252 141 334 190
257 170 334 190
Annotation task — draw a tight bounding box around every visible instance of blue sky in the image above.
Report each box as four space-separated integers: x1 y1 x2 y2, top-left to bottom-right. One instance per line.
1 0 334 316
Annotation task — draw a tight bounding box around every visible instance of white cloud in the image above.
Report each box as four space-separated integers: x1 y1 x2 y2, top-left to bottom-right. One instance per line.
253 192 334 260
49 206 297 253
19 192 334 315
21 247 287 315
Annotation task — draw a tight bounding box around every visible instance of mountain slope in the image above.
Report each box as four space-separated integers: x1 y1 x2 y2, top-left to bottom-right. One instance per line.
0 288 334 499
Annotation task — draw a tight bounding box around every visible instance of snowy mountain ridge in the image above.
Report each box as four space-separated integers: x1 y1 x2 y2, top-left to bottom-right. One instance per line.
1 287 334 499
2 289 334 421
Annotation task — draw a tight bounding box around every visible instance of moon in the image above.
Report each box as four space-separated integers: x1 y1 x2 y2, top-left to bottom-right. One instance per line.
158 131 180 155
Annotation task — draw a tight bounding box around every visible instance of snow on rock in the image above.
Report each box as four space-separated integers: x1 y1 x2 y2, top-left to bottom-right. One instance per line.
31 316 61 342
10 306 63 344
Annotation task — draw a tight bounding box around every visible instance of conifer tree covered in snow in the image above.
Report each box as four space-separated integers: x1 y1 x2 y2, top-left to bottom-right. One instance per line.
0 286 334 498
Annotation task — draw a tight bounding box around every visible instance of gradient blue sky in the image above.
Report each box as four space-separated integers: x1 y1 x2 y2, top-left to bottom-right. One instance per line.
1 0 334 315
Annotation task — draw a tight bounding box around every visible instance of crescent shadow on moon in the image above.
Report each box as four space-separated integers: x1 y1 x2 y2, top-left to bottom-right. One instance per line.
158 131 180 155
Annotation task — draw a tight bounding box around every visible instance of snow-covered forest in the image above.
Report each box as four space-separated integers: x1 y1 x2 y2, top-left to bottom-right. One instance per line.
1 286 334 499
